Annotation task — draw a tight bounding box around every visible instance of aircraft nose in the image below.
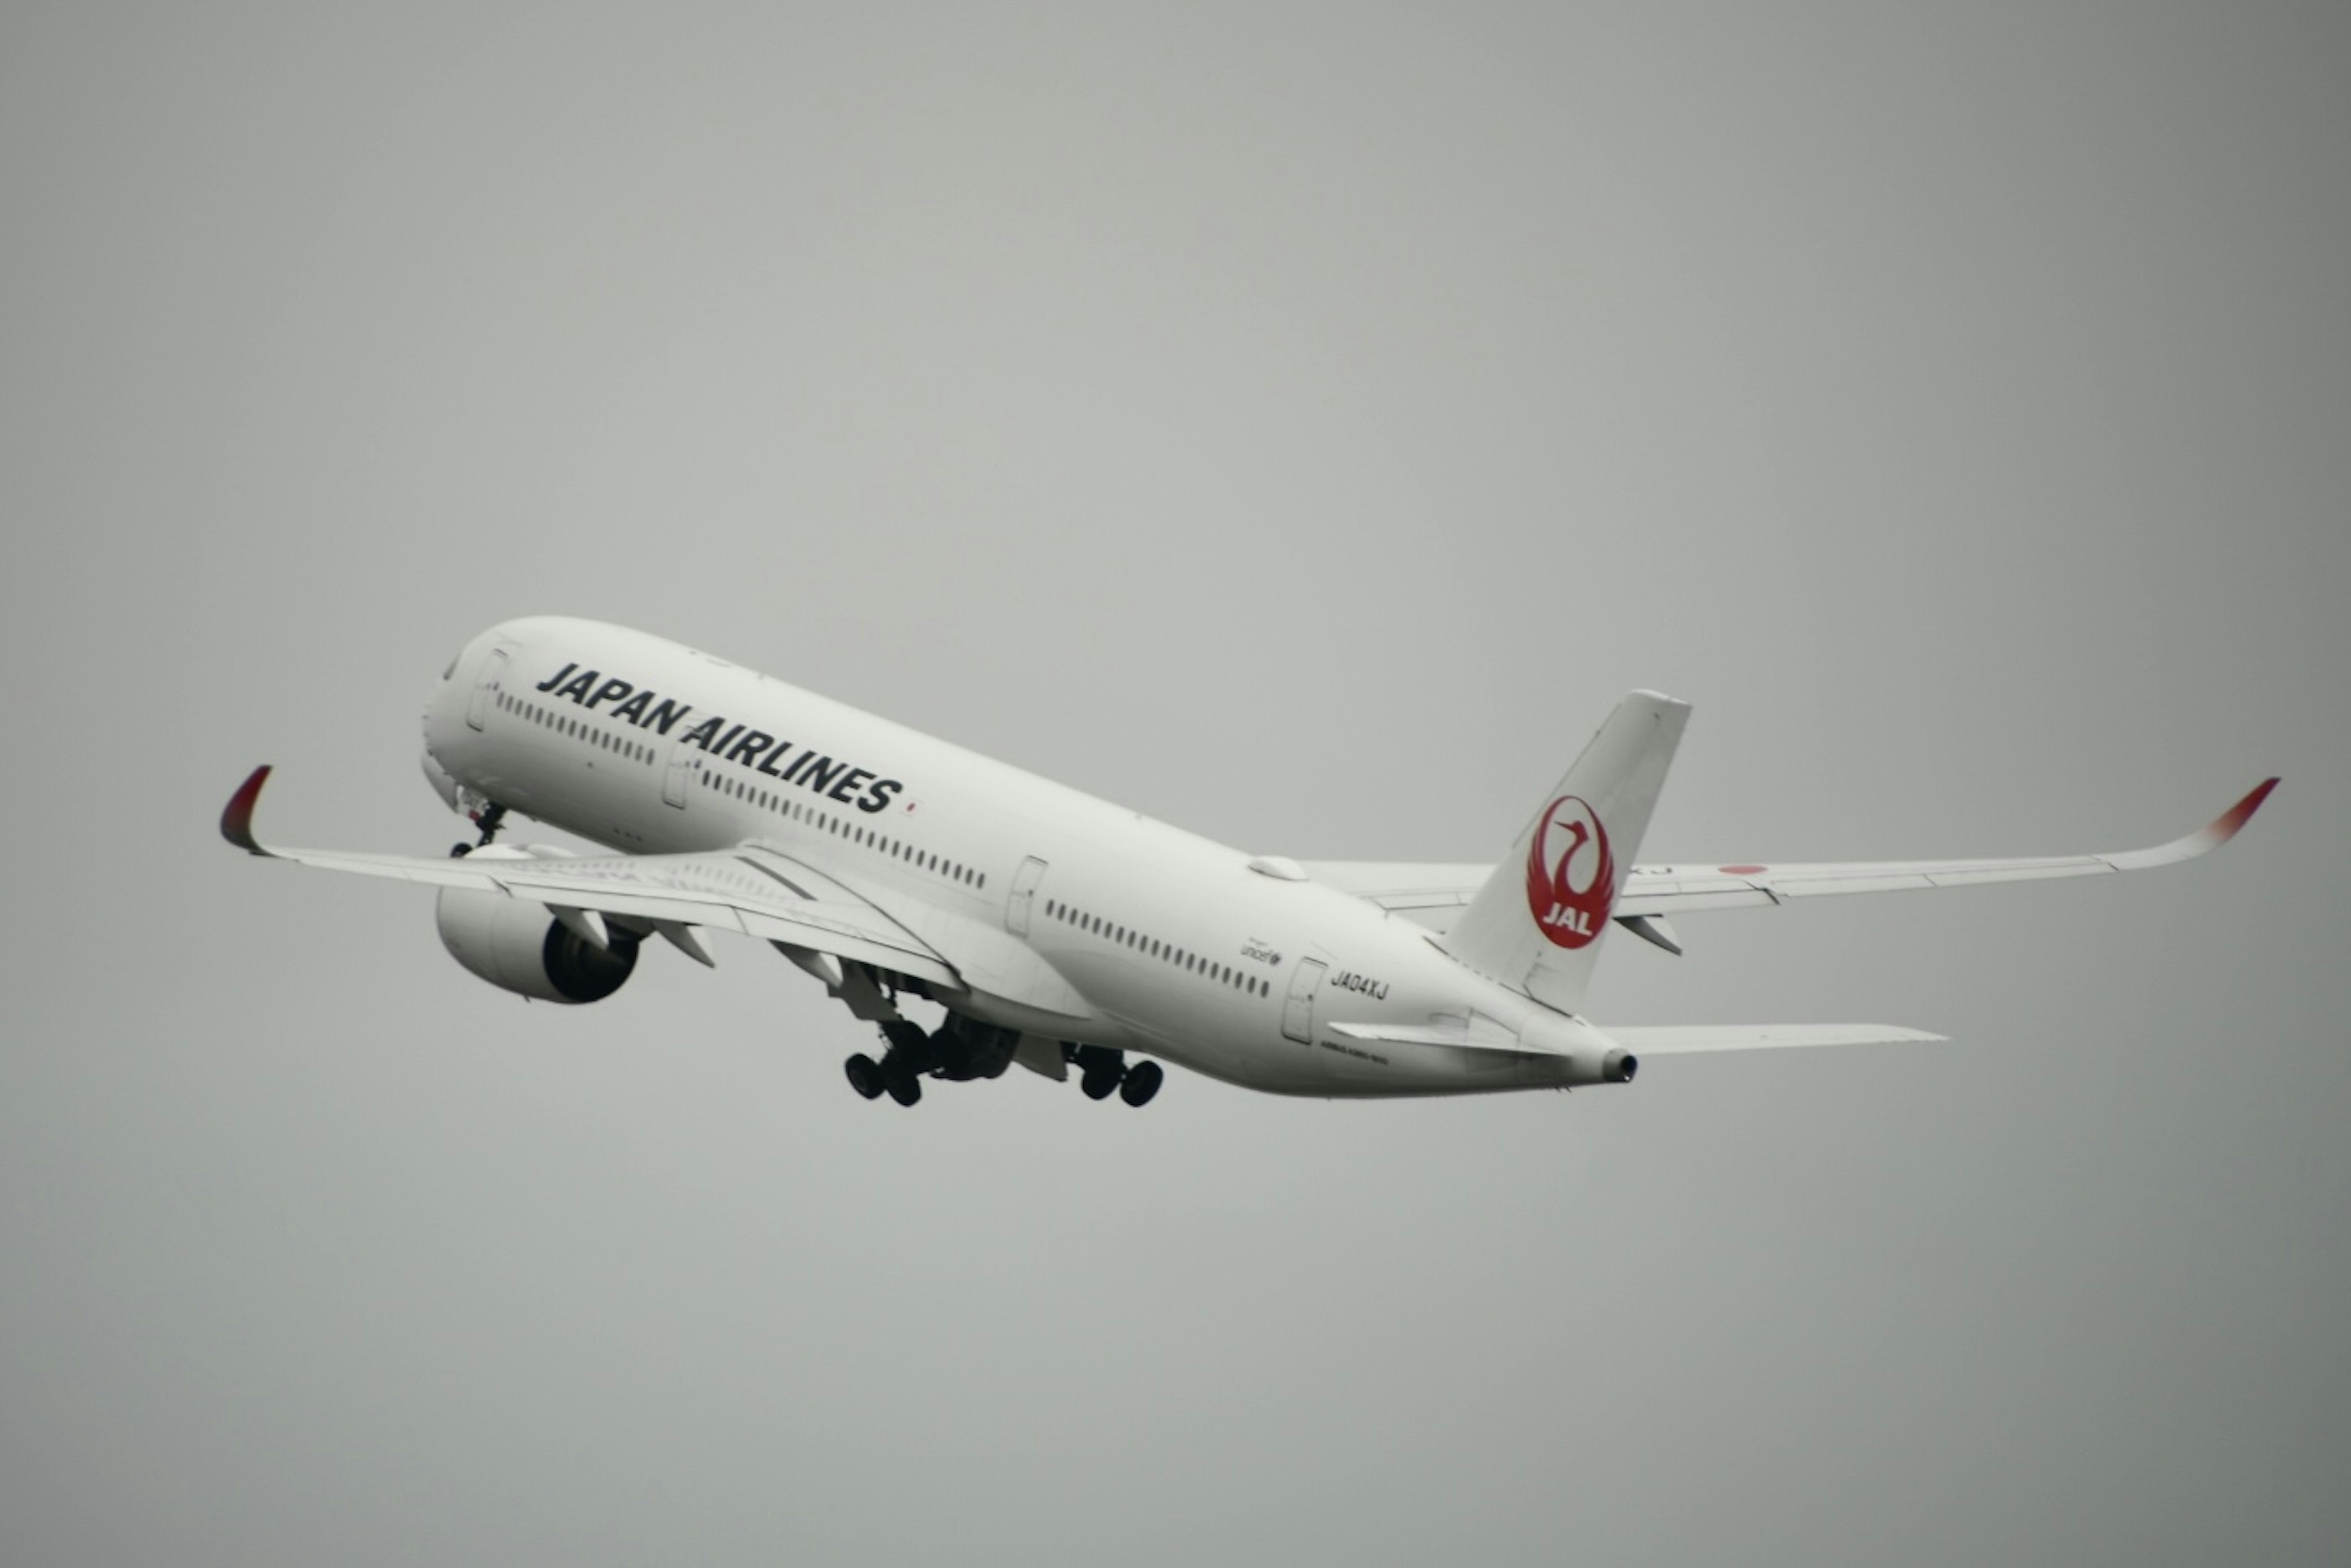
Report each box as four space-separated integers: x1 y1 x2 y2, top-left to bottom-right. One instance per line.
420 745 461 810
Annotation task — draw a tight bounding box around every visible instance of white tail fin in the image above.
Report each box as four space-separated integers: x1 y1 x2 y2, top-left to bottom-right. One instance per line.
1442 691 1690 1013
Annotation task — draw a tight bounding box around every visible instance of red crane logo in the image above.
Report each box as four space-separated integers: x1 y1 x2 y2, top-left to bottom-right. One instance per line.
1524 795 1615 949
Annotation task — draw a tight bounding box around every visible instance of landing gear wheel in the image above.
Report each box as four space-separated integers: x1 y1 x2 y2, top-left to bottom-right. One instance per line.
1081 1068 1121 1101
844 1054 885 1100
887 1073 924 1108
1119 1060 1164 1107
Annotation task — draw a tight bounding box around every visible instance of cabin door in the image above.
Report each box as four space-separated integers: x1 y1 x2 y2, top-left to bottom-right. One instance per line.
467 645 511 731
661 732 699 808
1283 959 1326 1045
1005 857 1048 936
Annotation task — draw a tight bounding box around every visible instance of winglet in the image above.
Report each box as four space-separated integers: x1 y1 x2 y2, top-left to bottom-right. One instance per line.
221 765 274 855
2107 777 2280 871
2210 777 2281 842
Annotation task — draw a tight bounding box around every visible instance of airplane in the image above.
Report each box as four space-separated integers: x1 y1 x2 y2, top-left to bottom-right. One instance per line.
219 616 2278 1109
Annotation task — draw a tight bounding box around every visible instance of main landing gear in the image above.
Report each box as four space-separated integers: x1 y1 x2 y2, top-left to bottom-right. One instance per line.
844 1019 941 1107
843 1013 1032 1109
842 1027 1166 1109
1068 1044 1163 1108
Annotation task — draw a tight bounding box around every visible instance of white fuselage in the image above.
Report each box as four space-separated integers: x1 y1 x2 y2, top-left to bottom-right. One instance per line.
421 617 1611 1097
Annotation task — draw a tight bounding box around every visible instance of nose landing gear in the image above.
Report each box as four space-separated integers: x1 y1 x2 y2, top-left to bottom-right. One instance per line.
449 801 509 858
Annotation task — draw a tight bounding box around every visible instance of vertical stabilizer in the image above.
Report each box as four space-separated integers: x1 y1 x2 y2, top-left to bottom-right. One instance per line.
1442 691 1690 1013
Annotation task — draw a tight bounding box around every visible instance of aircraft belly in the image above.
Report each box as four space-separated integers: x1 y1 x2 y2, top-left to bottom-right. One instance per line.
1142 1026 1563 1099
956 986 1129 1046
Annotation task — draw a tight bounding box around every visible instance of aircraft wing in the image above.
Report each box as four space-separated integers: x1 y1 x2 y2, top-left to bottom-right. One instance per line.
1301 778 2279 923
220 766 961 988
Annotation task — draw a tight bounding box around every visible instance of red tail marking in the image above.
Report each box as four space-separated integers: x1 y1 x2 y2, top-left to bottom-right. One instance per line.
1525 795 1616 950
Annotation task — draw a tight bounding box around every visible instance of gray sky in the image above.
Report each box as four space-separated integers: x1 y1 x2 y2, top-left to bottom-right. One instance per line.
6 3 2347 1564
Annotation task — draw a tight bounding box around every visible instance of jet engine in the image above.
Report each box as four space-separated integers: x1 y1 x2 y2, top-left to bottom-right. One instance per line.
435 848 638 1003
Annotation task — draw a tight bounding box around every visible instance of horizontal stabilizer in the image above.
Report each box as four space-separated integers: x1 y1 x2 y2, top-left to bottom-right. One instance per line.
1604 1023 1948 1055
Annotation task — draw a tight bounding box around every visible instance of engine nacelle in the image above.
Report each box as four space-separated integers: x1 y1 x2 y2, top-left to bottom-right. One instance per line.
436 885 639 1003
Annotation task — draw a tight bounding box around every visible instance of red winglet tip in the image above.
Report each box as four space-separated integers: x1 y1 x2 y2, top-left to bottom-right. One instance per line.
2211 776 2280 841
221 765 273 852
